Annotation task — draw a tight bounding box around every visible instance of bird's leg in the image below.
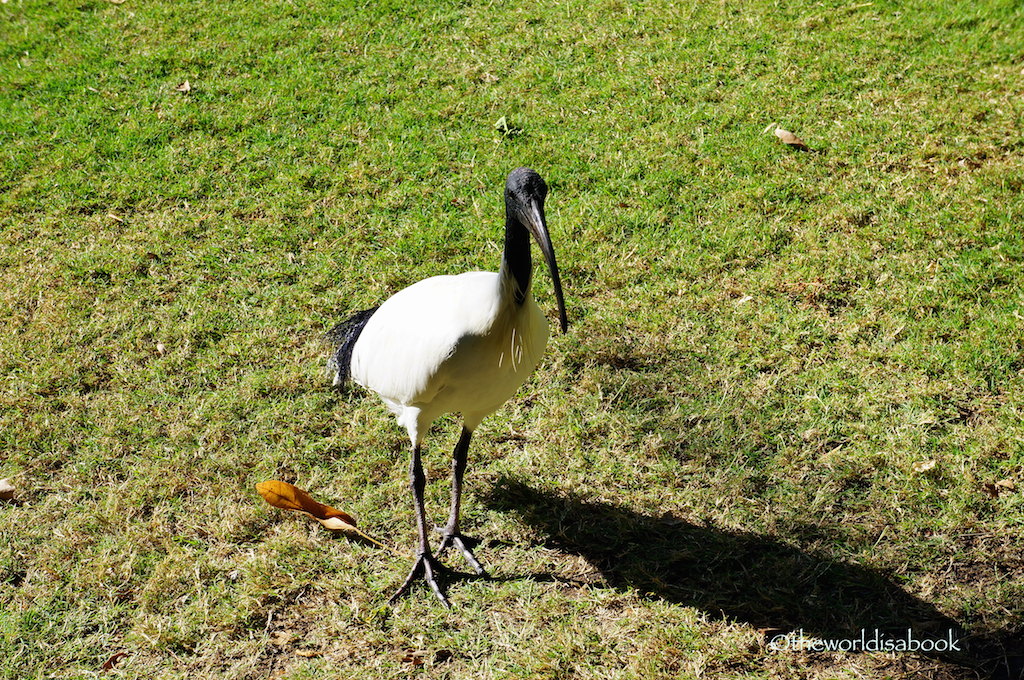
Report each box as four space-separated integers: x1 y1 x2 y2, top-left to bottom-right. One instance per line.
390 443 450 607
436 427 489 576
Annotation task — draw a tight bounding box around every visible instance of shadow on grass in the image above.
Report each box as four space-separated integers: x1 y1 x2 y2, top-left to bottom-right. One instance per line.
483 477 1023 680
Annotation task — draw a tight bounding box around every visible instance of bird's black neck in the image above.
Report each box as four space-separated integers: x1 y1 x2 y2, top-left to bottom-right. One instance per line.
501 211 532 306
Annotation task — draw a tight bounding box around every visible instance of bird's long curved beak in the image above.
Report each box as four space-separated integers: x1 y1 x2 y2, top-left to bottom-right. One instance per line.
526 202 568 333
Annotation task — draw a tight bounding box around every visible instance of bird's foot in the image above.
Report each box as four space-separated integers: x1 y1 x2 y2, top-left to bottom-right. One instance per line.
436 530 489 577
389 551 450 608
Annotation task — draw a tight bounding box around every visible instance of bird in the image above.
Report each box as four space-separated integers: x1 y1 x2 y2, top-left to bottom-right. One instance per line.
326 167 567 606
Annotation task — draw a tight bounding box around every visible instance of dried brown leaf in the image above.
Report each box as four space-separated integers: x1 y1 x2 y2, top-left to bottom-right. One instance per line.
101 651 128 670
255 480 356 525
255 480 395 550
982 479 1016 498
314 515 363 537
401 649 427 665
774 127 809 151
175 80 191 93
801 428 822 441
912 459 936 473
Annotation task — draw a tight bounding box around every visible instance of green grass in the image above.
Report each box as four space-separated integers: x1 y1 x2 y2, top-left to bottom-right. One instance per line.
2 0 1024 677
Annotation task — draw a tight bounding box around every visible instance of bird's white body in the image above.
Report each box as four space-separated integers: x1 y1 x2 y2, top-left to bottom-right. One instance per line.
329 167 564 605
350 270 549 445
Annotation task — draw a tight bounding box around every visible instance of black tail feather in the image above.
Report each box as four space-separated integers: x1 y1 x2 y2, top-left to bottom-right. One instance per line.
325 307 378 389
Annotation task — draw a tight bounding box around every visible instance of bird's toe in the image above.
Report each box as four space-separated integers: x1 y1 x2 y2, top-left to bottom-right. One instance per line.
389 551 450 607
437 532 489 577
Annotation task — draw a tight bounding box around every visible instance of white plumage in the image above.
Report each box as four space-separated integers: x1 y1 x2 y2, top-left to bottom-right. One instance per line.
351 271 549 442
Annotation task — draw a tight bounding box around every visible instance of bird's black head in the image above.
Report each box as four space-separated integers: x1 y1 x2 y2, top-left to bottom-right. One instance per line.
502 167 567 333
505 167 548 208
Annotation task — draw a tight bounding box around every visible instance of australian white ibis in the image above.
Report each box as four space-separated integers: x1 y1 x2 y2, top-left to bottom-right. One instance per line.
326 167 567 605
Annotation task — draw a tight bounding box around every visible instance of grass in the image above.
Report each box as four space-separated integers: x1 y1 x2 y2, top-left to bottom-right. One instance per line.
2 0 1024 677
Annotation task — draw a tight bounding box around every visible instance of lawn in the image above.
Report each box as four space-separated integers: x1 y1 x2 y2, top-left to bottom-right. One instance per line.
2 0 1023 677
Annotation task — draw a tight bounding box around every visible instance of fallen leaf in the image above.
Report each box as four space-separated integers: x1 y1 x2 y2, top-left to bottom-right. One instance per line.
175 80 191 93
912 459 936 473
313 515 358 532
0 478 13 501
256 480 393 550
801 428 821 441
400 649 427 665
101 651 128 670
256 480 356 524
983 479 1016 498
773 127 809 151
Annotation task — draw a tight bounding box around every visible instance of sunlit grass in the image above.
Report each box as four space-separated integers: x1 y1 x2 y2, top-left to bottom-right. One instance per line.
2 0 1023 677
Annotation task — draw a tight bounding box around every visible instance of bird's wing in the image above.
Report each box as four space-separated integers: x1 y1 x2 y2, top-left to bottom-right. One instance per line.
349 271 501 407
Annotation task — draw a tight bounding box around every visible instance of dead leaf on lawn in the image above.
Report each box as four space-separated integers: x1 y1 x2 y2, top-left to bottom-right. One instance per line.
175 80 191 93
101 651 128 670
800 428 822 441
773 126 810 151
401 649 427 665
983 479 1016 498
257 479 356 523
758 627 788 642
0 479 14 501
912 459 936 473
256 480 393 551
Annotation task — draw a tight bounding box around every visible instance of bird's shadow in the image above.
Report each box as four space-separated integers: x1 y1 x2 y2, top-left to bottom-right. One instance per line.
482 477 1024 680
